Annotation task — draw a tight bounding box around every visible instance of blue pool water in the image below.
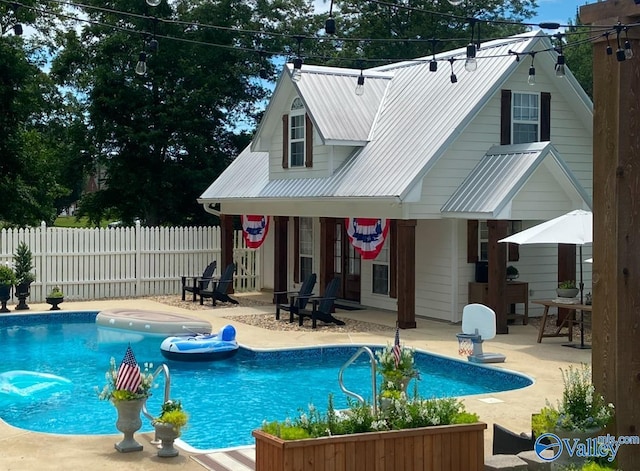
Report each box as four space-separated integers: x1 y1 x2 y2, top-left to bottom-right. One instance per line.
0 312 532 451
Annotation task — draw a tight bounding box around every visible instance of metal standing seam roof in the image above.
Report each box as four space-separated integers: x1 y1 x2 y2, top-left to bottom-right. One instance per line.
294 68 393 143
200 31 561 202
440 142 592 218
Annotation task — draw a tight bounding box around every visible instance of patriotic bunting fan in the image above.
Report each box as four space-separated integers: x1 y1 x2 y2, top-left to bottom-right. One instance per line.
241 215 270 249
345 218 390 260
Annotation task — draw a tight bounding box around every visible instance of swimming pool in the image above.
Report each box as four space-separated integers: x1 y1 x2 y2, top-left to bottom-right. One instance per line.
0 312 532 451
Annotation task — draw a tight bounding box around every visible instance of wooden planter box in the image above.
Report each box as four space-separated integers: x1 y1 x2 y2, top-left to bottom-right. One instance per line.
252 422 487 471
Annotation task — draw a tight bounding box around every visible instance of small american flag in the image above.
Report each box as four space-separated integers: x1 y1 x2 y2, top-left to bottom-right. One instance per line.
115 346 142 393
393 325 401 369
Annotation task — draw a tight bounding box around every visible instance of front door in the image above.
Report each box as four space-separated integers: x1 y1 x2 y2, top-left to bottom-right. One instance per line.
334 221 361 302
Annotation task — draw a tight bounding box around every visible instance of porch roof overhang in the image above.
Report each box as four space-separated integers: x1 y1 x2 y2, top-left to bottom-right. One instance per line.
440 142 592 220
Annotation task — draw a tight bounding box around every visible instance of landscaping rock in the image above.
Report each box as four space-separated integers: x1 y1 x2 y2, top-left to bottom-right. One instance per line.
484 454 528 471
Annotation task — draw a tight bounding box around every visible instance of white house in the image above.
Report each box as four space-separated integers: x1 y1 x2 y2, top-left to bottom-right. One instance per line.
198 30 593 331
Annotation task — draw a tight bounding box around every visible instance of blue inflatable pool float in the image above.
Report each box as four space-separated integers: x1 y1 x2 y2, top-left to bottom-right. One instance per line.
160 324 238 362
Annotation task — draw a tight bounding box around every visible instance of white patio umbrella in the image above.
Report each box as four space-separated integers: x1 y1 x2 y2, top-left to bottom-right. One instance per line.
499 209 592 348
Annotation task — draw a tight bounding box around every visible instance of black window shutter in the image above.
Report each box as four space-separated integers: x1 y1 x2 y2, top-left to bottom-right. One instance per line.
500 89 512 145
541 92 551 141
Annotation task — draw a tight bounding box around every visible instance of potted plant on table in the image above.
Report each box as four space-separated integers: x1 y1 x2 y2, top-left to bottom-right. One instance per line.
13 242 35 310
97 346 155 453
152 399 189 457
557 280 579 299
45 286 64 311
0 263 17 313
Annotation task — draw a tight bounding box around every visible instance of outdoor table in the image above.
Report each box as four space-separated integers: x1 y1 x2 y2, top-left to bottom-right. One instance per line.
532 299 592 344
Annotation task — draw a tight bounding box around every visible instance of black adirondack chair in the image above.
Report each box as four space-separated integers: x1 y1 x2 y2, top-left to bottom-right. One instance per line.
198 263 238 306
181 261 217 302
297 277 345 328
274 273 317 321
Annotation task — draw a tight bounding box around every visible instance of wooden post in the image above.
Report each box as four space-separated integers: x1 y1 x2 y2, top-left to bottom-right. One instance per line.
220 214 234 294
581 3 640 468
319 218 335 294
487 220 508 334
272 216 288 304
396 219 416 329
557 244 577 326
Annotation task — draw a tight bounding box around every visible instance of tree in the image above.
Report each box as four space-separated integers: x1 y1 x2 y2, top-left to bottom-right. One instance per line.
314 0 538 68
52 0 315 227
1 1 82 227
563 17 593 99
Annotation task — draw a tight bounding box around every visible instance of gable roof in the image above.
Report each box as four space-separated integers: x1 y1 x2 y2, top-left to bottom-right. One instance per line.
440 142 593 219
200 31 593 212
252 67 393 149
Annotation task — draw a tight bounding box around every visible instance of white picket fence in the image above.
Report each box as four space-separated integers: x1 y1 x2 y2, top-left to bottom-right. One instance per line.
0 222 260 303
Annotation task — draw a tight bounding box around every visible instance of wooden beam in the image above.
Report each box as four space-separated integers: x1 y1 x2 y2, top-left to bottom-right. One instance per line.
487 221 508 334
557 244 577 326
584 2 640 468
319 218 335 294
397 220 416 329
580 0 640 24
220 214 235 294
272 216 288 304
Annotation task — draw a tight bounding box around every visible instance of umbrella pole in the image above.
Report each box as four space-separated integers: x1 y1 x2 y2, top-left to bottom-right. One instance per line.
579 246 585 348
565 245 590 349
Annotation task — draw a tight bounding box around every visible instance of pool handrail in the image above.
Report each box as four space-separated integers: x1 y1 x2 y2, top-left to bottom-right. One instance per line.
338 346 377 414
142 363 171 421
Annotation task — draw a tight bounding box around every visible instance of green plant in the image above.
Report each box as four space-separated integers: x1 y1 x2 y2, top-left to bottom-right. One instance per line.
153 400 189 433
376 343 420 391
539 364 614 433
261 393 479 440
48 286 64 298
532 406 560 437
506 265 519 278
13 242 35 285
558 280 577 289
0 264 17 286
97 355 155 402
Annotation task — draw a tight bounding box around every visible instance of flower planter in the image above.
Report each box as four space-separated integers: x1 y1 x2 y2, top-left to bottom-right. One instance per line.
45 296 64 311
114 399 145 452
15 281 31 310
154 422 181 457
253 422 486 471
0 284 11 313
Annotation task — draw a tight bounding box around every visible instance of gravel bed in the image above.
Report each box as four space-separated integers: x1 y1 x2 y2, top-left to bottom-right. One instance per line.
145 294 395 333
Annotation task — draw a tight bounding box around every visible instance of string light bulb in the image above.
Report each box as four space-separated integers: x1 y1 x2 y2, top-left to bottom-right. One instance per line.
135 52 147 75
292 57 303 82
624 28 633 59
146 0 161 6
429 38 438 72
355 71 365 96
555 54 565 78
325 0 336 35
527 53 536 86
465 43 477 72
449 58 457 84
448 0 464 5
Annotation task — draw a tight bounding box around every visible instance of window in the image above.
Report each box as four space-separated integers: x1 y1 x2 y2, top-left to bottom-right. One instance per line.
372 239 389 295
512 92 539 144
299 217 313 282
290 98 305 167
477 220 522 261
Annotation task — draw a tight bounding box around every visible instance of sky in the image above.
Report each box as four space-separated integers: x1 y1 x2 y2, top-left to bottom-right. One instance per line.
531 0 591 27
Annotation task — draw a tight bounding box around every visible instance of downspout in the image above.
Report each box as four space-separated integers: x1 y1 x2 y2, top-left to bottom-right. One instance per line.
203 203 221 217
